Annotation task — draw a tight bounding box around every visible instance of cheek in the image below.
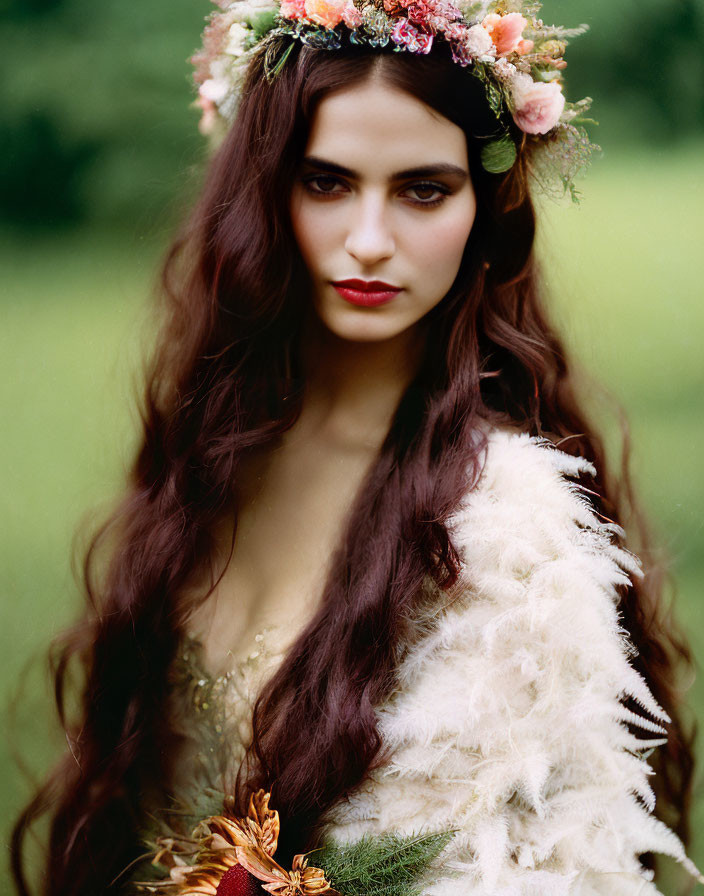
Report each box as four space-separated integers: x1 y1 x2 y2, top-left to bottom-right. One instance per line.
290 198 334 275
412 203 476 274
290 196 314 268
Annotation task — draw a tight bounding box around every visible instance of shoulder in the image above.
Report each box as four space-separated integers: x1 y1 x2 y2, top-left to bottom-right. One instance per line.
475 425 599 500
384 424 664 768
456 425 633 553
448 426 643 610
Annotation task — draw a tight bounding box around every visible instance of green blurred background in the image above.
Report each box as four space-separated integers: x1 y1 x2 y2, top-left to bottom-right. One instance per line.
1 0 703 892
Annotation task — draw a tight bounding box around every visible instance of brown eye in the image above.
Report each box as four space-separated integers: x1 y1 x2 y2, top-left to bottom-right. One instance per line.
411 184 440 200
403 181 451 207
303 175 347 195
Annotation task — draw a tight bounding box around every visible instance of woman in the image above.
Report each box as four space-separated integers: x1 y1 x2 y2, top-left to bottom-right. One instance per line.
11 1 702 894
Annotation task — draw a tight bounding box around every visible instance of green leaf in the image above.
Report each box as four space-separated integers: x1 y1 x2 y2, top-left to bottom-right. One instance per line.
263 35 295 81
485 81 504 116
249 9 279 39
481 134 517 173
311 829 456 896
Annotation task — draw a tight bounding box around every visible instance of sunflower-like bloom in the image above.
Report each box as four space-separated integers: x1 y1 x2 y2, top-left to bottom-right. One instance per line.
236 849 335 895
145 790 338 896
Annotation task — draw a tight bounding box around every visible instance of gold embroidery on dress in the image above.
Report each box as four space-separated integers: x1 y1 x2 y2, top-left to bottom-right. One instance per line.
169 626 284 786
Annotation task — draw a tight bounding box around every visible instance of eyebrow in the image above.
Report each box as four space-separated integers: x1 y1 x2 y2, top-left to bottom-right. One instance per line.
301 155 469 182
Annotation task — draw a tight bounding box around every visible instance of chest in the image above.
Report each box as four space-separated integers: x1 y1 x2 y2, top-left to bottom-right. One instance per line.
186 433 377 673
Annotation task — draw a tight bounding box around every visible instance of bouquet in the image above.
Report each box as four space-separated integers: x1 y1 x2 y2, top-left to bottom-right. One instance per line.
137 788 455 896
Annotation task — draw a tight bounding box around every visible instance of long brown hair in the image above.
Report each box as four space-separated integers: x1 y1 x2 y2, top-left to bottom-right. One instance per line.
11 42 695 894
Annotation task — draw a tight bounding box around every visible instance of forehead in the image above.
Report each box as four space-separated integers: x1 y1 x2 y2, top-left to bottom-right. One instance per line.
305 79 469 173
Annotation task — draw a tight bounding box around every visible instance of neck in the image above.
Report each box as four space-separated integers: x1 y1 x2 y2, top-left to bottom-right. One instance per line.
294 315 425 450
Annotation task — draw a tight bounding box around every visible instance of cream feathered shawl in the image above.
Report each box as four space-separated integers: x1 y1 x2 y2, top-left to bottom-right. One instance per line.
318 428 703 895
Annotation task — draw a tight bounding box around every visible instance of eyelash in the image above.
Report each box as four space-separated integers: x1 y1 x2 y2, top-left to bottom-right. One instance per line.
301 175 452 208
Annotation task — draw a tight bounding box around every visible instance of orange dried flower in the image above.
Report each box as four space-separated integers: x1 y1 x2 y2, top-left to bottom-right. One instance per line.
146 790 338 896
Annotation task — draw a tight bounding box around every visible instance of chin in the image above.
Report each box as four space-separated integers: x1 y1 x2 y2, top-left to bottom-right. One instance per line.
317 306 415 344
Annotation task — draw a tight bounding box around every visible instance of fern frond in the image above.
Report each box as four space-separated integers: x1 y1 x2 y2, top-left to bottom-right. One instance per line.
310 830 456 896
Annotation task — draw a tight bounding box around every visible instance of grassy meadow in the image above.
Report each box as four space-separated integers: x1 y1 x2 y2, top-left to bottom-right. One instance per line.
2 141 703 893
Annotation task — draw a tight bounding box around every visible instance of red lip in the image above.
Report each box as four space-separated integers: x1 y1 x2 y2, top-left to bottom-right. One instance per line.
331 278 402 308
333 279 401 291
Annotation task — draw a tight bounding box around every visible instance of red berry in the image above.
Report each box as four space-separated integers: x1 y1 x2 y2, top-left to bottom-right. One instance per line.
216 864 263 896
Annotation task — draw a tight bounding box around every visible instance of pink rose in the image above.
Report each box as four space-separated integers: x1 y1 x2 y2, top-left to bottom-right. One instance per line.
443 22 465 42
342 0 363 26
511 75 565 134
426 15 447 32
482 12 527 56
280 0 306 17
406 1 431 24
426 0 461 23
304 0 346 27
391 18 433 53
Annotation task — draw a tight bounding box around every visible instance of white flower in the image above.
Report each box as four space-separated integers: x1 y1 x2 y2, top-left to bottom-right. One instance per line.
199 77 230 104
491 57 517 81
210 56 232 82
228 0 278 23
225 22 250 56
465 24 495 62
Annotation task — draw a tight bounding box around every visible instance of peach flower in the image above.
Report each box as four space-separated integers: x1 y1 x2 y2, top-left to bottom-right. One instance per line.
280 0 306 16
482 12 527 56
304 0 346 27
511 73 565 134
540 55 567 69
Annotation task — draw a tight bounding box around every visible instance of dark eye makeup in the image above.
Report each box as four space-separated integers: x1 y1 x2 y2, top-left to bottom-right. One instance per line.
300 174 453 208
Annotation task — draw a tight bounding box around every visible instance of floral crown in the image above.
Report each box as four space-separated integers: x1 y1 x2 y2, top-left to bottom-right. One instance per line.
191 0 600 202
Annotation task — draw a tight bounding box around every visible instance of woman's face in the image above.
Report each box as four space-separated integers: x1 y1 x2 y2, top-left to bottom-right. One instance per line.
290 77 477 344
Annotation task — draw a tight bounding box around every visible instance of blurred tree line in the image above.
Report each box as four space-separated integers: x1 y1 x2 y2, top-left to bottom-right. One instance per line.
1 0 702 228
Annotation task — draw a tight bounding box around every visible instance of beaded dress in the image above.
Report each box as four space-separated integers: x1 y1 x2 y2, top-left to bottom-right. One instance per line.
166 626 286 812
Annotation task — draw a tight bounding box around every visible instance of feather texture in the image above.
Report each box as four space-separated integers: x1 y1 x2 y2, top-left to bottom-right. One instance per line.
320 429 703 895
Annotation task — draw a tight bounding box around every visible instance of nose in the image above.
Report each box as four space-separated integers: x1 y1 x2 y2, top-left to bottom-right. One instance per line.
344 191 395 266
